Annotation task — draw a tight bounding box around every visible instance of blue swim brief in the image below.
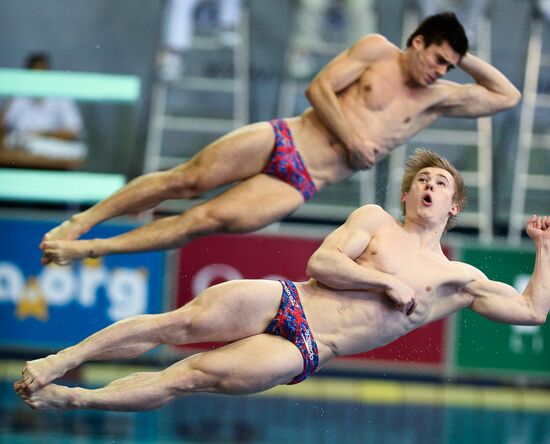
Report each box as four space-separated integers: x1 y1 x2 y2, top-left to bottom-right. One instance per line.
264 280 319 384
262 118 318 201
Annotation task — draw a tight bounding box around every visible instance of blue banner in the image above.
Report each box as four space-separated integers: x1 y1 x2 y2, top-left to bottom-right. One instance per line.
0 217 164 349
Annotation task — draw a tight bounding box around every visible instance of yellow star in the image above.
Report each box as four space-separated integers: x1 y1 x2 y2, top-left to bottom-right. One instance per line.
82 257 103 267
15 277 48 321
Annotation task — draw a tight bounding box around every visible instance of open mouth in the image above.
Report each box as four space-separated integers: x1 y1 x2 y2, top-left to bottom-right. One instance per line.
422 193 432 206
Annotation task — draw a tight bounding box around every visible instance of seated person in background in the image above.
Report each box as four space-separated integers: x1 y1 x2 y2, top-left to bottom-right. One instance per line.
0 52 87 168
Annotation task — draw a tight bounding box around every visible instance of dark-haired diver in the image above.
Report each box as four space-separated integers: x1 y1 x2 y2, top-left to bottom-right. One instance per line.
40 13 519 265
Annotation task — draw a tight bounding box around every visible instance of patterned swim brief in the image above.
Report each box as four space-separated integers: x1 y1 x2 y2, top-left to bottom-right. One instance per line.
264 280 319 384
262 118 317 201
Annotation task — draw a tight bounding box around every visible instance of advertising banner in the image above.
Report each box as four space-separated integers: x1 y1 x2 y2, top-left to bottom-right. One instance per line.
177 234 448 366
455 247 550 376
0 217 164 349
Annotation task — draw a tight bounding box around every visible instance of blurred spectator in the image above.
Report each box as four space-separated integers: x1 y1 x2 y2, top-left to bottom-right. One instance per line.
538 0 550 22
289 0 378 78
157 0 243 80
0 52 87 168
417 0 489 48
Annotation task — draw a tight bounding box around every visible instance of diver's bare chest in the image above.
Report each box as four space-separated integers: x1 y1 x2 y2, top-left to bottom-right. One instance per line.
354 72 432 124
359 236 456 291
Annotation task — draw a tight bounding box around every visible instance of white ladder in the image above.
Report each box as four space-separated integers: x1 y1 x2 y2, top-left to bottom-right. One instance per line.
143 2 249 174
386 10 493 243
508 17 550 245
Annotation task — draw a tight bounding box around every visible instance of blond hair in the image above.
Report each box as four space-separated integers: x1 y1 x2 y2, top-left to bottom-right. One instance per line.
400 149 467 230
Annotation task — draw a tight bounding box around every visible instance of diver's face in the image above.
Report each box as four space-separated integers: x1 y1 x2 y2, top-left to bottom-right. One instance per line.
402 167 459 225
409 36 460 86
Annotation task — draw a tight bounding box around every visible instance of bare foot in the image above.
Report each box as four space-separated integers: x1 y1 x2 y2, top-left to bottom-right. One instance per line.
40 218 89 264
41 239 97 266
19 354 74 393
16 383 81 411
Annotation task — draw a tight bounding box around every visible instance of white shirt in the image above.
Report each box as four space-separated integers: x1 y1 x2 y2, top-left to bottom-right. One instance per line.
4 97 83 134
